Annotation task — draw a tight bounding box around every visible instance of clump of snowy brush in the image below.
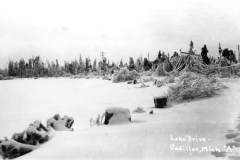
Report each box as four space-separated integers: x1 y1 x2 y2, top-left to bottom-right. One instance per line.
140 70 153 76
132 107 146 113
112 68 140 83
155 75 175 87
168 71 226 103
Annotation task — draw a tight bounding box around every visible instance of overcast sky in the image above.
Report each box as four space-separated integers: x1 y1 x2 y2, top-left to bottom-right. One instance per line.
0 0 240 68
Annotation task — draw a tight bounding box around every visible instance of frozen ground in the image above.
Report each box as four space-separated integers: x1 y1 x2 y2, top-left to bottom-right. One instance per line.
0 78 240 160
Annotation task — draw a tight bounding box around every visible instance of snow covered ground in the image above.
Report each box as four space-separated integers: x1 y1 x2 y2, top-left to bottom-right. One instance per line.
0 77 240 160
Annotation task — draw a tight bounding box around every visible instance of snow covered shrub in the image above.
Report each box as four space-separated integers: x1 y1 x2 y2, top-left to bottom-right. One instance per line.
169 72 226 103
170 56 180 69
140 70 153 76
62 72 72 77
151 71 159 77
163 60 173 72
112 68 140 83
140 76 154 83
129 70 141 80
155 75 175 87
153 64 166 77
71 74 85 79
166 75 175 83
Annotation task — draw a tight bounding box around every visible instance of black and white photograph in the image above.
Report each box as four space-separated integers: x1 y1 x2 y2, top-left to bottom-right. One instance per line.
0 0 240 159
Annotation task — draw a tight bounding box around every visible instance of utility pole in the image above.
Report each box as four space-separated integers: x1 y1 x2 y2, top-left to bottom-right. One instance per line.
148 53 149 60
238 45 240 63
100 52 106 60
100 52 107 74
219 43 222 67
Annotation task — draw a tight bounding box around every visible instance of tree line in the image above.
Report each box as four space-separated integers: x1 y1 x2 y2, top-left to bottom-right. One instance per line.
1 55 96 78
0 51 163 78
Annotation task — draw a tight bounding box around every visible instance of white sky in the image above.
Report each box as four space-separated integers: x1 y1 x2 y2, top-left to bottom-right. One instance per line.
0 0 240 68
